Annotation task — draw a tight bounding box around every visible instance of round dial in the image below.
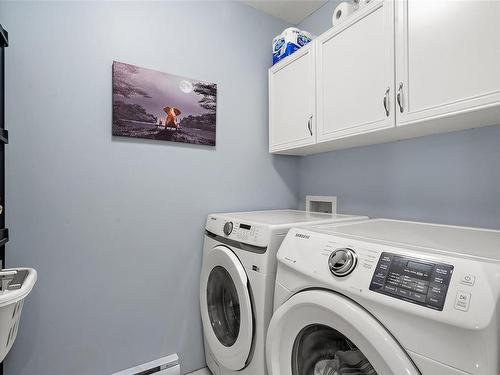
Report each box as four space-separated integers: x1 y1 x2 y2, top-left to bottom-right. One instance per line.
223 221 233 236
328 248 357 277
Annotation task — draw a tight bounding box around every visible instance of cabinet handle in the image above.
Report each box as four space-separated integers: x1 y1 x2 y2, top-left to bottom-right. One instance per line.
307 115 313 136
397 82 404 113
383 87 390 117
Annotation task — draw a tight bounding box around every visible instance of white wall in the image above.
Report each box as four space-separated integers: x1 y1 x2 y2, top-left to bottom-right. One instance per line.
0 2 297 374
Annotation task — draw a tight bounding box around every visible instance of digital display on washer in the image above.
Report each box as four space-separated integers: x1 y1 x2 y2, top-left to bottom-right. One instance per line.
239 223 251 230
369 252 454 311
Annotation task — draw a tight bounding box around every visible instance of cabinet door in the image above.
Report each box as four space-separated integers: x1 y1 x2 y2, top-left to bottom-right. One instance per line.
316 0 395 142
396 0 500 126
269 45 316 152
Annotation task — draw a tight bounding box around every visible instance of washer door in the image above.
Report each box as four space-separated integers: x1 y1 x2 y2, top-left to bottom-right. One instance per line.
266 290 420 375
200 246 253 371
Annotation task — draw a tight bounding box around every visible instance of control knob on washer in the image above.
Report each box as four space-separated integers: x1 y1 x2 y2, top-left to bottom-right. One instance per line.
223 222 233 236
328 248 358 277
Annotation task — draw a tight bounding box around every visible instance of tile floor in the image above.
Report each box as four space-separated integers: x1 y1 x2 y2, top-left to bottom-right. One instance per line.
186 368 210 375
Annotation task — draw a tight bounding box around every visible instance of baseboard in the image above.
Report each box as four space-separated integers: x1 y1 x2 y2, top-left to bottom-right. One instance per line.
112 354 180 375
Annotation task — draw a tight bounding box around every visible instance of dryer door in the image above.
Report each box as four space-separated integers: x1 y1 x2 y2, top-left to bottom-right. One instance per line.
266 290 420 375
200 246 253 371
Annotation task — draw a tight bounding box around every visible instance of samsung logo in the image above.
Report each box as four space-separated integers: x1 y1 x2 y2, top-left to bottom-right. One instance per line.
295 233 310 239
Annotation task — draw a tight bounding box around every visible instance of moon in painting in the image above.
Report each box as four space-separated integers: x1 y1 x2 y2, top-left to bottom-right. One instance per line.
179 80 193 94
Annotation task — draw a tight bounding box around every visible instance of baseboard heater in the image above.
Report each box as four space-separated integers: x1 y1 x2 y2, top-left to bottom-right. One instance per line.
112 354 180 375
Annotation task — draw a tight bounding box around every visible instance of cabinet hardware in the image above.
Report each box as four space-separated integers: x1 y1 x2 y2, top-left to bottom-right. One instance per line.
307 115 313 136
397 82 404 113
383 87 390 117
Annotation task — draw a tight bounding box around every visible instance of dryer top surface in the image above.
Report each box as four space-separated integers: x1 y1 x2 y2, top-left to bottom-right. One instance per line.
211 209 364 227
311 219 500 262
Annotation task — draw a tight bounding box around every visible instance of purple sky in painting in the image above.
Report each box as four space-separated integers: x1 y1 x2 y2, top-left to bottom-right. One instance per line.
113 61 212 122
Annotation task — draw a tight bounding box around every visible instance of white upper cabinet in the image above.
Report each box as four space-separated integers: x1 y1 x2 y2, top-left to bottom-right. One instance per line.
395 0 500 126
268 0 500 155
269 45 316 152
316 0 395 142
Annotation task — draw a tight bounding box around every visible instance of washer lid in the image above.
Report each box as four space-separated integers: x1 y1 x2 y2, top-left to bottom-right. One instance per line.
210 210 364 226
200 246 253 370
311 219 500 262
266 290 420 375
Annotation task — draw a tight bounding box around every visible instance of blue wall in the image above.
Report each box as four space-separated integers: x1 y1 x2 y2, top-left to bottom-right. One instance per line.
297 1 500 229
0 2 296 374
298 0 342 36
298 126 500 228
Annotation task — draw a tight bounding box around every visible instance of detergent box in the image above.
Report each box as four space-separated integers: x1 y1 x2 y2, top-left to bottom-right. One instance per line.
272 27 315 65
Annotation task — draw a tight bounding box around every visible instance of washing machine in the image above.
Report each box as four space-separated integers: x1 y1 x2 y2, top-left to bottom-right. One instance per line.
200 210 368 375
267 218 500 375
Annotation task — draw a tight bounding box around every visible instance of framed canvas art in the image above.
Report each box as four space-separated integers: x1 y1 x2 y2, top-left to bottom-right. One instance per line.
112 61 216 146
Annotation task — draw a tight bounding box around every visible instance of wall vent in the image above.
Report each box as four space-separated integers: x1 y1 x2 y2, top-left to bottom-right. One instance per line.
306 195 337 214
112 354 180 375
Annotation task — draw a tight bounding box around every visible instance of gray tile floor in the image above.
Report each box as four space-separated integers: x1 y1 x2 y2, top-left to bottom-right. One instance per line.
186 368 210 375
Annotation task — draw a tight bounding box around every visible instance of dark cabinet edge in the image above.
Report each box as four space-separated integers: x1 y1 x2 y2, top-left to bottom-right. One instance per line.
1 24 9 144
0 129 8 144
0 229 8 247
0 22 6 375
0 24 8 47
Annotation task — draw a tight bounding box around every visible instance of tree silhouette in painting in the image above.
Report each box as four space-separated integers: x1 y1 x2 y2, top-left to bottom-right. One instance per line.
194 83 217 113
113 63 152 99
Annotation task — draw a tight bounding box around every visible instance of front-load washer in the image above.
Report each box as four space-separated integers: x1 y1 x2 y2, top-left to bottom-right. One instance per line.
200 210 368 375
267 218 500 375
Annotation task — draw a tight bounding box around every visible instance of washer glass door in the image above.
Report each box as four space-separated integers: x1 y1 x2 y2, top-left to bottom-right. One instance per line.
266 290 420 375
206 265 241 347
200 245 253 371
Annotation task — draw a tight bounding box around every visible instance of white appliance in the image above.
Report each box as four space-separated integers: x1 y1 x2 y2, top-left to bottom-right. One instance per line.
267 219 500 375
200 210 368 375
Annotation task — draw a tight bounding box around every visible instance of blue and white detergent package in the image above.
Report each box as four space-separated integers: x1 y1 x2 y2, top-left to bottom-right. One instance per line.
272 27 315 65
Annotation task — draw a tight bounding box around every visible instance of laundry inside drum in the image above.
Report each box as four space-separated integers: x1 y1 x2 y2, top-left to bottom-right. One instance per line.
291 324 378 375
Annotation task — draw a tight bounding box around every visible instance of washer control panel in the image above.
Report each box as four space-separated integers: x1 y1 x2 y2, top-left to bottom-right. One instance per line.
369 252 454 311
231 222 260 243
206 215 272 248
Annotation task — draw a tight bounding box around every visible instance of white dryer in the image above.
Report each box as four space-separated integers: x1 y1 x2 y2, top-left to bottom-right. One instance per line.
200 210 367 375
267 219 500 375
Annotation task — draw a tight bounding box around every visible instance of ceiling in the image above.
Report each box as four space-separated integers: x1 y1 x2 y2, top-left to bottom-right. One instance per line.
243 1 328 24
